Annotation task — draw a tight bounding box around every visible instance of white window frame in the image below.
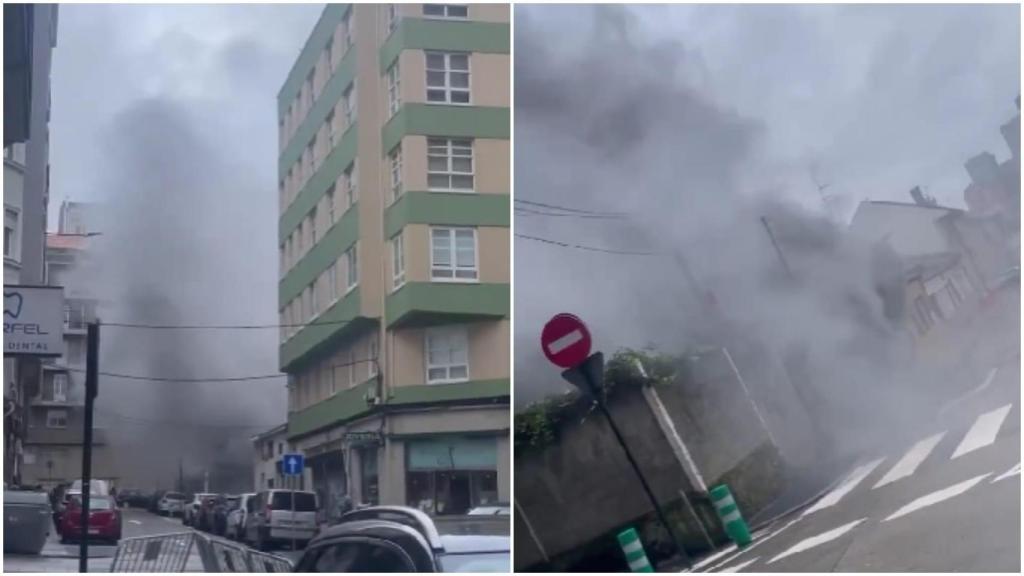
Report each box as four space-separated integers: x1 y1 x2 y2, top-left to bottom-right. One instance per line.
4 207 20 261
386 61 401 117
427 138 474 192
345 244 359 291
425 51 471 105
326 262 338 305
391 232 405 290
343 83 357 127
424 326 470 384
389 145 403 203
430 227 478 282
51 374 68 402
46 409 68 429
326 184 336 226
345 163 358 207
326 110 337 149
344 11 354 50
309 207 318 246
385 4 400 34
422 4 469 19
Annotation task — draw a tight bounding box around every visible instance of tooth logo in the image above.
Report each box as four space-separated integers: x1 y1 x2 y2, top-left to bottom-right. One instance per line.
4 292 23 319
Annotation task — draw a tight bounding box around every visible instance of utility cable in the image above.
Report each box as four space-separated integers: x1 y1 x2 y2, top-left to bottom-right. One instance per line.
514 198 629 217
515 233 657 256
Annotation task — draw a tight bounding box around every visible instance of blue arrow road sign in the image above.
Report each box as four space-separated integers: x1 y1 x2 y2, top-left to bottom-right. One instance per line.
282 453 304 476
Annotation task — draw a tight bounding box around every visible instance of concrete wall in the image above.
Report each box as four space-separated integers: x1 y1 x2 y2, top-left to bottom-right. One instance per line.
850 203 954 258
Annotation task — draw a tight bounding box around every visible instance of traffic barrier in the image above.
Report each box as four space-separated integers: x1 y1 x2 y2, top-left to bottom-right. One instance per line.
193 532 294 572
710 484 752 547
109 532 196 572
617 527 654 572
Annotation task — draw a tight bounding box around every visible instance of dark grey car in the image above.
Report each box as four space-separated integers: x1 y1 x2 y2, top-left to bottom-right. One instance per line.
293 506 509 572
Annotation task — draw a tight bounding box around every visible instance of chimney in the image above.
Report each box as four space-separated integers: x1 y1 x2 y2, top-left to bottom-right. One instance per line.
909 186 936 207
964 152 1001 187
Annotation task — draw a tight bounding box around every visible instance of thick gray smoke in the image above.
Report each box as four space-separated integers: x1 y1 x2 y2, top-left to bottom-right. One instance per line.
65 99 285 491
514 6 965 463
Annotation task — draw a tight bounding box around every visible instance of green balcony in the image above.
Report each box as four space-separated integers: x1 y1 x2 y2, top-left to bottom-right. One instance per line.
382 104 509 155
390 378 510 405
384 192 509 239
288 377 376 440
379 17 510 73
279 205 359 308
279 288 375 371
386 282 509 328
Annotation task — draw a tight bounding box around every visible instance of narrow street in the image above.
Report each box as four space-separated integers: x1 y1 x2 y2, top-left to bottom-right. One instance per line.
697 360 1020 573
3 507 299 572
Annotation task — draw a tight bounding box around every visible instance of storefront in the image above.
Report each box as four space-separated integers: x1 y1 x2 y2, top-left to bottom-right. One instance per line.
405 435 499 516
307 445 347 524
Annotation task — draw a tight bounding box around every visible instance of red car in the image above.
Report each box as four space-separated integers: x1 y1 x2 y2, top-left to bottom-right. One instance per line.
59 494 122 544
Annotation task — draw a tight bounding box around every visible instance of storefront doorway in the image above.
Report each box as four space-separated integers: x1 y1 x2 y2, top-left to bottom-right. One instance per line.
405 436 499 516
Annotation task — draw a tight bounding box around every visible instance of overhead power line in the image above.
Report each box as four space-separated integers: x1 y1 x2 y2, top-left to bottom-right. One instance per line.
515 233 657 256
515 206 626 220
514 198 629 217
96 409 278 430
65 356 378 384
102 318 358 330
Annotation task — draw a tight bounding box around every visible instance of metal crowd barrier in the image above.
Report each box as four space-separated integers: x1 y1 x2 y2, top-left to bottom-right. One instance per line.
109 532 196 572
111 530 294 572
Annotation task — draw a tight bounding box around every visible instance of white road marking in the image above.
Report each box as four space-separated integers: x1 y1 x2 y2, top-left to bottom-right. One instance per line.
704 518 801 572
951 403 1012 459
991 462 1020 483
939 367 998 416
693 545 739 570
719 557 760 573
872 432 945 489
883 473 991 522
547 329 583 354
129 520 142 525
768 519 866 564
802 458 885 516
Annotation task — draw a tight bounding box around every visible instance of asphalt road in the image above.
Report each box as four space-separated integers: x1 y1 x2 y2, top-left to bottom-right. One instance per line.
697 360 1020 572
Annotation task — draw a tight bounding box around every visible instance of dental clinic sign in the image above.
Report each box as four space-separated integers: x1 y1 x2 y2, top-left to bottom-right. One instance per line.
4 285 64 357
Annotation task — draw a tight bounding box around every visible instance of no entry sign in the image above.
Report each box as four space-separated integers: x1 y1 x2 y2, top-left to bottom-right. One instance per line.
541 313 592 368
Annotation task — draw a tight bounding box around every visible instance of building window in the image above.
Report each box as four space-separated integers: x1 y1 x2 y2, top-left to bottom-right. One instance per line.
46 374 68 402
326 184 336 225
326 262 338 303
325 37 334 72
343 83 357 127
426 52 470 104
392 233 405 290
425 326 469 384
427 138 474 191
423 4 468 19
326 110 337 148
309 207 318 246
4 208 18 259
389 145 403 203
345 244 359 290
345 163 358 207
386 4 399 33
46 409 68 429
343 11 354 50
386 62 401 118
431 227 478 281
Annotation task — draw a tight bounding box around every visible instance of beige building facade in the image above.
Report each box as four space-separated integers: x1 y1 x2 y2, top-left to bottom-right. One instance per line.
274 4 509 521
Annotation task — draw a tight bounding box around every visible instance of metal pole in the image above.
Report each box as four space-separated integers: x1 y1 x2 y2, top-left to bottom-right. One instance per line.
79 321 99 573
291 474 296 552
585 371 692 569
760 216 794 280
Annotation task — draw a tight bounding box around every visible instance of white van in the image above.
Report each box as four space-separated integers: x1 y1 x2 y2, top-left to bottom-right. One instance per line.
245 490 318 551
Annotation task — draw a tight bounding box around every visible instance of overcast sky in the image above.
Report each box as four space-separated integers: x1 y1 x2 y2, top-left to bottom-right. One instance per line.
49 3 323 226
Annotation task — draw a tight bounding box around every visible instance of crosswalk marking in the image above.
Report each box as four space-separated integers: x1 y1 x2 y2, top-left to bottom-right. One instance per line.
883 473 990 522
719 557 760 572
992 462 1020 483
802 458 885 516
704 518 801 572
768 519 866 564
872 432 946 489
951 403 1012 459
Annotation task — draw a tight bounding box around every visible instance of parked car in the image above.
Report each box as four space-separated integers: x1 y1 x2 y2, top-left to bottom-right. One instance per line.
199 494 237 536
244 489 319 551
467 504 510 516
183 493 217 527
157 492 187 517
225 493 256 541
294 506 510 572
58 494 122 545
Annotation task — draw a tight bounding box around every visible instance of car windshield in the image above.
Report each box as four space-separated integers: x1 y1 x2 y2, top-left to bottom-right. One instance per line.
270 491 316 511
438 552 510 572
165 492 185 500
433 516 510 537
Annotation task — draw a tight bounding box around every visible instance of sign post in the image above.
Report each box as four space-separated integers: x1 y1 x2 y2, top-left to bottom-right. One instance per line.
79 320 99 573
282 453 304 553
541 314 692 570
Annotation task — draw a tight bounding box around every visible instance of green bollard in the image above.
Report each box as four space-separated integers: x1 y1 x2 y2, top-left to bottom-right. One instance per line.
617 527 654 572
709 484 752 547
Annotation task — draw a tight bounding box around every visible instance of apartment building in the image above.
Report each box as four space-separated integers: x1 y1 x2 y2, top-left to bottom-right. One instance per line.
276 4 510 520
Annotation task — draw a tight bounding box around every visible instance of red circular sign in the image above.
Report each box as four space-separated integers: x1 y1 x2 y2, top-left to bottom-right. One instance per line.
541 313 592 368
